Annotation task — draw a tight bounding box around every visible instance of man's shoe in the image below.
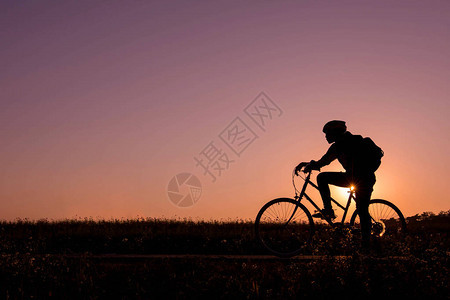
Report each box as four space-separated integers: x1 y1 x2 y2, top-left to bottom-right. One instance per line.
312 209 336 220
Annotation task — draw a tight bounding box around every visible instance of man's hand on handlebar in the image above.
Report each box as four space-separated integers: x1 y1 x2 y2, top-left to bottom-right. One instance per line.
295 160 320 175
295 162 308 175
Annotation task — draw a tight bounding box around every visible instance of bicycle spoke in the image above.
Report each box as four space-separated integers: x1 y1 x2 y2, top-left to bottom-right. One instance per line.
351 200 406 237
255 199 314 257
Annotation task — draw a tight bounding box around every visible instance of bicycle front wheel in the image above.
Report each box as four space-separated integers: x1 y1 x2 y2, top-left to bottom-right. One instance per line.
350 199 406 237
255 198 314 258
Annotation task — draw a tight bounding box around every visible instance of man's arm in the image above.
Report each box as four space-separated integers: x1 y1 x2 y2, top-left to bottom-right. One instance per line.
310 144 337 170
296 144 337 175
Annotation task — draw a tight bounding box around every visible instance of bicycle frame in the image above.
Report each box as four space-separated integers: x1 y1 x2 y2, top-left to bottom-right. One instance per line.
294 171 355 225
256 170 407 257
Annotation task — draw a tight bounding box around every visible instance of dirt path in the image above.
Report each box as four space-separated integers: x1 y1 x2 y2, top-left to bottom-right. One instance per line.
57 254 408 261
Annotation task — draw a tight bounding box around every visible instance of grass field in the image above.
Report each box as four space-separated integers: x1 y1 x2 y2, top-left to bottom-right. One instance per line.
0 211 448 299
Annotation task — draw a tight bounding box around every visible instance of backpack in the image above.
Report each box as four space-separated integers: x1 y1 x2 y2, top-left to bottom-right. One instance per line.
357 137 384 172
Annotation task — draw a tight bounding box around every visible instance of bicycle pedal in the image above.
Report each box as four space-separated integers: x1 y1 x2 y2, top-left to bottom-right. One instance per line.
312 210 336 220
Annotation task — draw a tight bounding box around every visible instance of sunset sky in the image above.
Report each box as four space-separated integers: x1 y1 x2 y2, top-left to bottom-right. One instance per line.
1 0 449 221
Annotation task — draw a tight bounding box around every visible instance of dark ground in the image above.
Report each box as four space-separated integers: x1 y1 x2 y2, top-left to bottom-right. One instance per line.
0 211 448 299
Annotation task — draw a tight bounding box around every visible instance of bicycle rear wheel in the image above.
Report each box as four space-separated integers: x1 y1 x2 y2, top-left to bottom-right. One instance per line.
255 198 314 258
350 199 406 237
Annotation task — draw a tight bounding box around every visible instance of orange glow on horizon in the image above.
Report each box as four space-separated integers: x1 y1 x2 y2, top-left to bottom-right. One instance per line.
0 1 448 221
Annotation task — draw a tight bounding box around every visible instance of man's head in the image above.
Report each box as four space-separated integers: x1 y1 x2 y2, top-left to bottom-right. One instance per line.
323 120 347 143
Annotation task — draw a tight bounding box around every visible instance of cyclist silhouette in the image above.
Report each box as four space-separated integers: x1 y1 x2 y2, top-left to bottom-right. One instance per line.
295 120 379 248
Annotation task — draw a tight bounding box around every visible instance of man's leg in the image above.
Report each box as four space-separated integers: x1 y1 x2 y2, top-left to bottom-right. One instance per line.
355 176 376 248
317 172 351 211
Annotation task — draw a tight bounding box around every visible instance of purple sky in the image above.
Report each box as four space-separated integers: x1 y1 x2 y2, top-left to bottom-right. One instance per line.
0 0 449 220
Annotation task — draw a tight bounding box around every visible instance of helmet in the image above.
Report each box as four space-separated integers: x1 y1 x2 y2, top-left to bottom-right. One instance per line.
323 120 347 134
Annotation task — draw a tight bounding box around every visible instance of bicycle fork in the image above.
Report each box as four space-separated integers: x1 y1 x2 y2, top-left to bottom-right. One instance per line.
285 172 312 225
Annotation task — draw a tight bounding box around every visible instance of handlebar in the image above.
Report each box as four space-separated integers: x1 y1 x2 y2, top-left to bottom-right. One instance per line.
292 167 312 197
294 163 318 177
293 167 312 179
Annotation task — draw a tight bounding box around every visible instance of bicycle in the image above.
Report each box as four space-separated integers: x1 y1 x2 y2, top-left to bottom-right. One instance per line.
255 168 406 258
